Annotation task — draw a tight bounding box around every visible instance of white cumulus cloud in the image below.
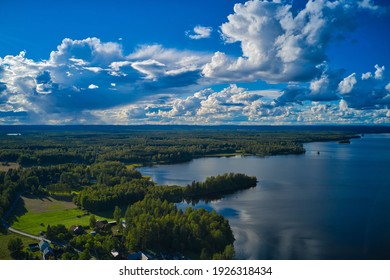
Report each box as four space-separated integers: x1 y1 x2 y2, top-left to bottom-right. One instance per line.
88 84 99 89
338 73 357 94
203 0 379 83
362 72 373 80
337 65 390 109
339 99 349 111
186 25 213 40
374 64 385 79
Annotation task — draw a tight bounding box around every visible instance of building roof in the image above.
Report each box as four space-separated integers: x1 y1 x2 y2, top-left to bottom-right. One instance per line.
70 225 84 233
127 251 149 260
96 220 108 229
39 240 50 251
111 249 119 258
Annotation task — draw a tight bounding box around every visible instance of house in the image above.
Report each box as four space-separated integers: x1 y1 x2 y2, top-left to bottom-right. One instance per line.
127 251 149 260
108 221 117 227
70 225 84 235
42 247 53 260
96 220 118 231
39 240 50 252
96 220 108 230
141 253 149 260
39 240 53 260
111 249 119 258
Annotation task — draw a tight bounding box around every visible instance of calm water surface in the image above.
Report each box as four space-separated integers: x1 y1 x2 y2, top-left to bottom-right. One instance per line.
139 134 390 259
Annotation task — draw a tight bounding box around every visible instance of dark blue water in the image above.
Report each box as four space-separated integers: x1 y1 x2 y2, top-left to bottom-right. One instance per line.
139 134 390 259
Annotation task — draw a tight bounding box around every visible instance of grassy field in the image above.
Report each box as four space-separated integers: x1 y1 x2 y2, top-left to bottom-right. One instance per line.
0 232 40 260
0 162 20 172
10 195 110 236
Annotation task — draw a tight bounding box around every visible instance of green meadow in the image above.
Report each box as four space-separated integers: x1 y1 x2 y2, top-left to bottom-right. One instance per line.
10 195 110 236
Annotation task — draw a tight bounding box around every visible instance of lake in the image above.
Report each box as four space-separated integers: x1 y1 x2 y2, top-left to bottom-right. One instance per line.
139 134 390 259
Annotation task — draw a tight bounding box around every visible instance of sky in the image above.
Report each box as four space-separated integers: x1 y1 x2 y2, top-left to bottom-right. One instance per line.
1 0 390 125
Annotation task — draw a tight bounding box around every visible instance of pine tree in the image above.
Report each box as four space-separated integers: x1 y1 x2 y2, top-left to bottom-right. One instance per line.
113 206 122 225
89 214 96 229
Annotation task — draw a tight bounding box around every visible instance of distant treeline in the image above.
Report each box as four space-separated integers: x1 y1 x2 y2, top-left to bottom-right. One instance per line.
0 129 362 168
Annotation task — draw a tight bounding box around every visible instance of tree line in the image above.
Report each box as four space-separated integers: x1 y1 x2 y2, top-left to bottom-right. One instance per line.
0 129 359 170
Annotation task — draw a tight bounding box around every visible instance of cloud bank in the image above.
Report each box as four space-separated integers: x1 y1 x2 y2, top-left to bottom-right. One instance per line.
0 38 211 123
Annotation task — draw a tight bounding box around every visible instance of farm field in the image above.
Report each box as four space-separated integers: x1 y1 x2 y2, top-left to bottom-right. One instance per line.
0 162 19 172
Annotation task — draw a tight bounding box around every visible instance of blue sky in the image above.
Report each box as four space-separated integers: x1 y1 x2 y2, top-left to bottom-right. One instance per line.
1 0 390 125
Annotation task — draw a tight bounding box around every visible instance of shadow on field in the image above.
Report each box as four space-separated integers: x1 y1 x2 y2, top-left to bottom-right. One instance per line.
23 193 50 200
50 194 73 202
22 193 73 202
6 197 27 226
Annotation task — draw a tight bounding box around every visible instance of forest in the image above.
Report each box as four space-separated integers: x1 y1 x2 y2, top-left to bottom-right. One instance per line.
75 172 257 211
124 198 235 260
0 125 365 169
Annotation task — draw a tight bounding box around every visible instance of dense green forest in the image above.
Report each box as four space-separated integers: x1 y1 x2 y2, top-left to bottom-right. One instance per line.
124 198 235 259
0 126 363 169
1 125 382 259
75 172 256 211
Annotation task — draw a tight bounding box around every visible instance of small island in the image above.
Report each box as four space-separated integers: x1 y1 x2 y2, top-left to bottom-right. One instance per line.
338 140 351 144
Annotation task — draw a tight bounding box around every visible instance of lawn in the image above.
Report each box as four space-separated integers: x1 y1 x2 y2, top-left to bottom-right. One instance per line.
0 232 40 260
10 195 110 236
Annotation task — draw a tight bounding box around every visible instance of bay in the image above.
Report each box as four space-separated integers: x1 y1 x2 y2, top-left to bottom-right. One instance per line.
139 134 390 259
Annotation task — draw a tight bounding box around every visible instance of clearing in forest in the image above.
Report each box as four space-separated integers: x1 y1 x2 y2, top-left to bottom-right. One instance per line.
10 195 108 236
